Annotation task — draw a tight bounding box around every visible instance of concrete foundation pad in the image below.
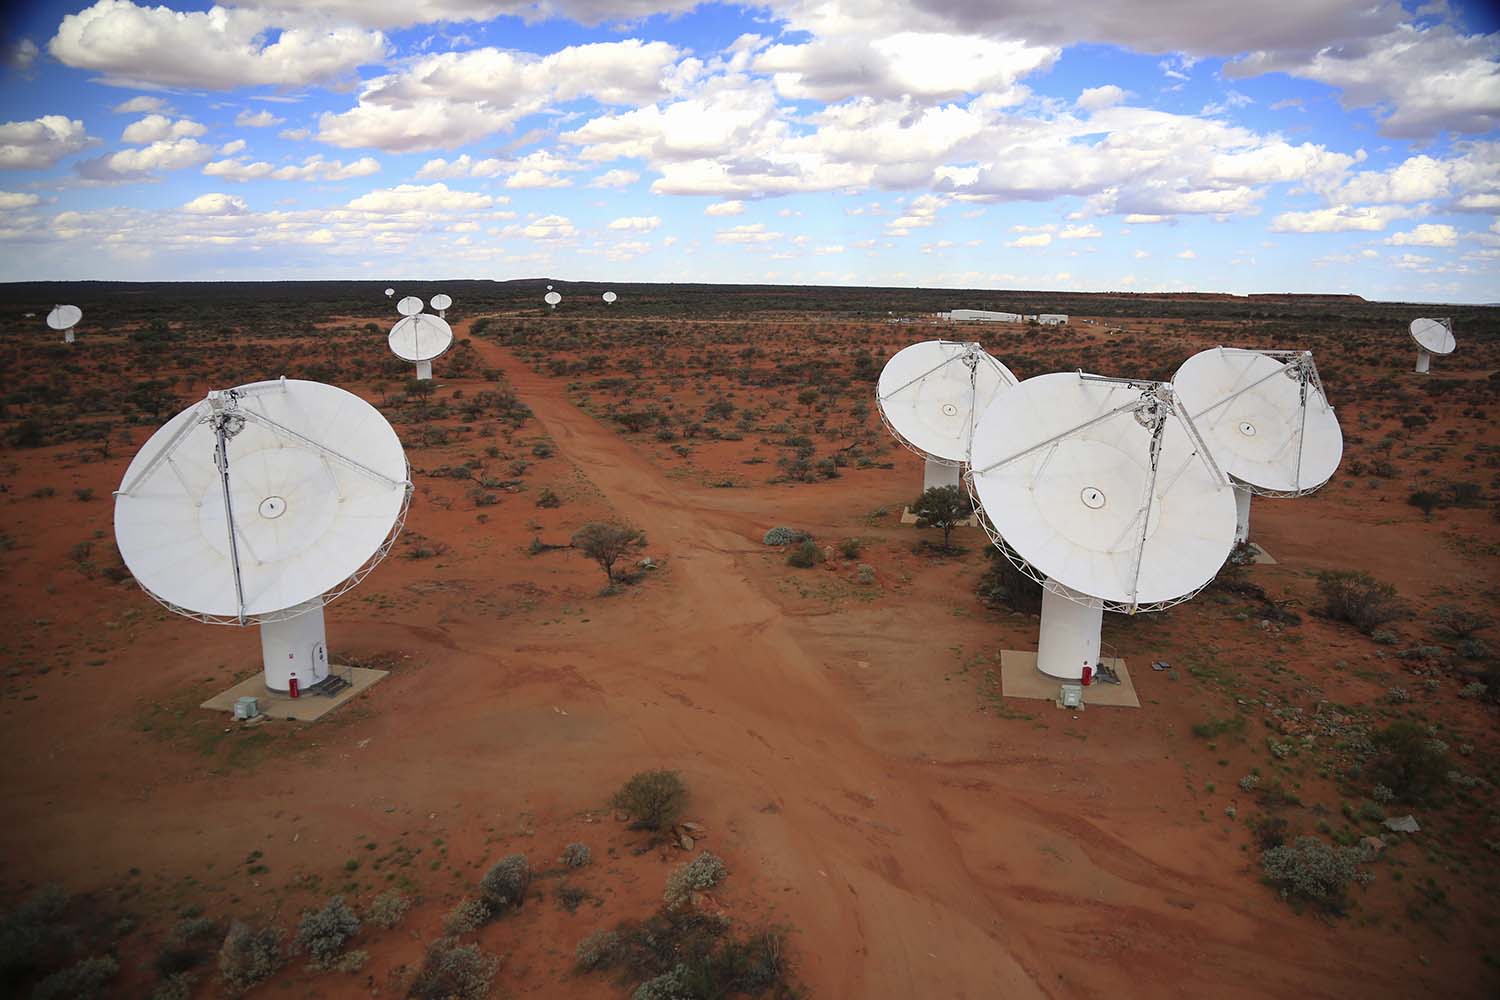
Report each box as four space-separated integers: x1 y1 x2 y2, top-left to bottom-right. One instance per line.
200 667 388 721
999 650 1141 708
1247 542 1277 565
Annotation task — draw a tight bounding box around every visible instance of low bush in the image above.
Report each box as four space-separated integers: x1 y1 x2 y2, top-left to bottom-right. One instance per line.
785 539 823 568
1317 571 1403 633
442 899 489 935
218 921 284 996
407 938 499 1000
1364 721 1448 803
612 770 687 831
479 855 531 913
296 896 359 966
561 843 592 868
975 545 1042 615
575 929 621 970
762 526 808 546
664 852 727 909
1261 836 1364 913
31 955 118 1000
368 890 412 930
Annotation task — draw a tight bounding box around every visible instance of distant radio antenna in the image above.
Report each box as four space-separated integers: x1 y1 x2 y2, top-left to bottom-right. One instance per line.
47 304 82 344
603 291 617 305
384 288 394 298
389 312 453 381
429 293 453 320
968 372 1236 681
544 291 562 310
876 340 1017 492
1408 318 1454 374
396 295 423 317
113 378 412 695
1174 347 1342 547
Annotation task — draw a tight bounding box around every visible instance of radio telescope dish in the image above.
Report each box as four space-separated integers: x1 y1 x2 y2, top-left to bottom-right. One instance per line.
877 340 1017 491
114 378 412 693
430 293 453 319
603 291 617 304
968 372 1235 679
544 291 561 308
384 288 394 298
396 295 424 317
389 313 453 381
1174 348 1342 545
1409 318 1454 373
546 285 553 290
47 304 82 343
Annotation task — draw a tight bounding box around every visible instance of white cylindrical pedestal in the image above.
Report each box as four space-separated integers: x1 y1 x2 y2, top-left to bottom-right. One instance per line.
64 330 74 344
437 309 446 320
1036 582 1103 680
923 457 961 492
415 359 433 380
1415 348 1430 373
1233 482 1252 544
259 601 330 692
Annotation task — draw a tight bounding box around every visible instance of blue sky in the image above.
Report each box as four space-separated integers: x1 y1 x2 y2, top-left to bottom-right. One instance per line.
0 0 1496 300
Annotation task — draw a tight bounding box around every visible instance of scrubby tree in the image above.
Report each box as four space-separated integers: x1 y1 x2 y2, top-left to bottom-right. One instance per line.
911 485 972 551
572 522 645 585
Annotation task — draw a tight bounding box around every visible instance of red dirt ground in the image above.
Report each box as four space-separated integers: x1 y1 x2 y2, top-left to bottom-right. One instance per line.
1 302 1497 999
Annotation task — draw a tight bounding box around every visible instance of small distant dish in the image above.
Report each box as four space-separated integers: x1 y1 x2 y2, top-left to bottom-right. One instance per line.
430 293 453 312
47 304 82 331
544 291 562 307
396 295 424 317
1409 318 1454 373
603 291 618 304
384 288 394 298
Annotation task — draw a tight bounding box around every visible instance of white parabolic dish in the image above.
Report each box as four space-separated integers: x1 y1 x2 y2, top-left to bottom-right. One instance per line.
388 313 454 363
384 288 394 297
544 291 561 306
47 304 82 330
1409 318 1455 355
397 295 424 317
114 378 411 623
1173 348 1342 496
877 341 1017 463
603 291 617 303
430 293 453 311
968 372 1236 609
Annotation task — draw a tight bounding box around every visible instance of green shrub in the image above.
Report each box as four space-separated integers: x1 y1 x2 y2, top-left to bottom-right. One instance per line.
1433 604 1488 639
975 545 1041 614
1317 571 1403 633
561 843 592 868
837 537 862 559
1261 836 1363 913
575 929 621 970
407 938 499 1000
664 852 727 909
149 972 195 1000
911 484 972 550
611 770 687 831
31 955 118 1000
368 890 412 930
634 963 691 1000
296 896 359 966
218 921 284 996
442 898 489 935
1365 721 1448 803
785 539 822 568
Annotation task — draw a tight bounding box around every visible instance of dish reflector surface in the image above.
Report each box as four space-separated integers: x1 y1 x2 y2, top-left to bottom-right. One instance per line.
1409 318 1455 355
384 288 394 297
544 291 562 306
430 293 453 311
47 305 82 330
877 341 1017 463
388 313 454 362
1173 348 1342 496
603 291 617 303
114 379 410 622
969 372 1235 609
397 295 424 317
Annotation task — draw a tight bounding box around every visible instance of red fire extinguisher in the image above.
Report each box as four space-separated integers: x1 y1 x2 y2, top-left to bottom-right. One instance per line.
289 671 300 699
1080 662 1093 687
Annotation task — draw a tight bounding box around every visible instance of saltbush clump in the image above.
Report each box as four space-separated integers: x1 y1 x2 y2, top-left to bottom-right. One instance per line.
785 539 823 568
633 963 692 1000
612 770 687 831
442 899 490 935
218 921 285 996
31 955 119 1000
479 855 531 913
762 526 808 546
1261 836 1363 913
575 929 621 970
664 852 727 909
296 896 359 966
369 890 413 929
408 938 499 1000
561 842 592 868
1364 721 1448 803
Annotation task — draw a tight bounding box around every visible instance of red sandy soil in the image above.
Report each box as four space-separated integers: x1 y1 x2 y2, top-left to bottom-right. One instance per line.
1 309 1498 999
